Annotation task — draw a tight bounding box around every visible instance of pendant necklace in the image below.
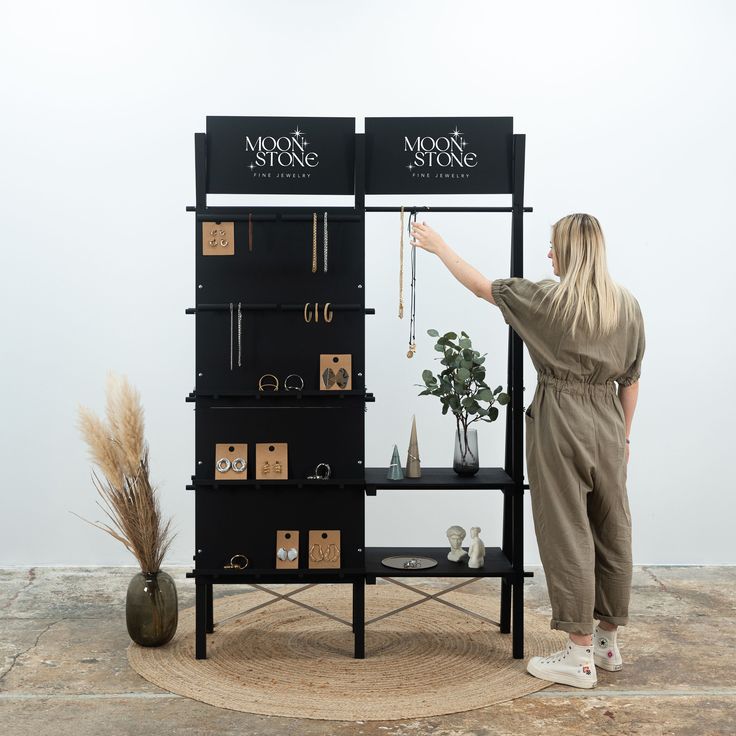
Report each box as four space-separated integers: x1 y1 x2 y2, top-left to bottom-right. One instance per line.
399 205 404 319
407 210 417 358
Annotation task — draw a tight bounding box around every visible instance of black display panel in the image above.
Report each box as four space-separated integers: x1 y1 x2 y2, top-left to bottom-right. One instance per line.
206 116 356 194
364 117 513 194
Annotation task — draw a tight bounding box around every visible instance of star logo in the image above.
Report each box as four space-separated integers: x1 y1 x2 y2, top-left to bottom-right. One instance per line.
451 126 463 138
291 126 302 137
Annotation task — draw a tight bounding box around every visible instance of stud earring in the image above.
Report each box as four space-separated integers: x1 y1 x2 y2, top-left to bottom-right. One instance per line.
277 546 288 561
273 460 282 474
262 461 271 475
287 547 298 561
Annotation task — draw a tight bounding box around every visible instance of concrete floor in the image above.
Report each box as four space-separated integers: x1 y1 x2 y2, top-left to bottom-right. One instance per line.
1 566 734 736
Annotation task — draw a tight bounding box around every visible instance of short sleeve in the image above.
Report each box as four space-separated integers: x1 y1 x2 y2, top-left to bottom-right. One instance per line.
491 277 552 340
616 301 646 386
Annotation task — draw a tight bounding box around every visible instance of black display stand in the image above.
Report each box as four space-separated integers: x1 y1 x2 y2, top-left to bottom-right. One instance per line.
186 117 533 661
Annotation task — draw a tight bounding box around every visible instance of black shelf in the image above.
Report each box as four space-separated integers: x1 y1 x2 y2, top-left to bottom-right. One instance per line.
186 390 375 402
365 466 516 494
365 546 533 578
188 477 366 490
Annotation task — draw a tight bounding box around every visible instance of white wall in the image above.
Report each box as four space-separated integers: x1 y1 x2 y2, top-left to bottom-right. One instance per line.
1 0 733 566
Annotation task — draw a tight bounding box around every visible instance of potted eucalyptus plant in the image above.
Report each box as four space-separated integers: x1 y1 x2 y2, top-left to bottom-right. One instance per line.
418 329 509 475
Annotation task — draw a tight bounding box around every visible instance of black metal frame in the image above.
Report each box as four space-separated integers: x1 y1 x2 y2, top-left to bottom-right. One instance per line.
186 128 532 661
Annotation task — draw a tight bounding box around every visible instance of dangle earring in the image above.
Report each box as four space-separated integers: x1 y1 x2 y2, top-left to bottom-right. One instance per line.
311 212 318 273
323 211 328 272
399 205 405 319
407 211 418 358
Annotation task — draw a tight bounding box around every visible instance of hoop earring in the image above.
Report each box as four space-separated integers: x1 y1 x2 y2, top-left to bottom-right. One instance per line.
323 302 333 323
304 303 313 323
258 373 279 391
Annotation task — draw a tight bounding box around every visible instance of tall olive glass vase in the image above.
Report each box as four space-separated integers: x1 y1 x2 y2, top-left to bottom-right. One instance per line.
126 570 178 647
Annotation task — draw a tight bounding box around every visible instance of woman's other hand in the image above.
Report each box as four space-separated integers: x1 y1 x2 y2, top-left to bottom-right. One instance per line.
411 221 446 256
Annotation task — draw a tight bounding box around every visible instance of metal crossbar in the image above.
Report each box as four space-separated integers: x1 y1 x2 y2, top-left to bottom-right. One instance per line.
215 583 353 629
367 577 501 627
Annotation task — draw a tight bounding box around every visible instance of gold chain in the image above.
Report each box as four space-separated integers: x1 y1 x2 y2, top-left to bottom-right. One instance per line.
311 212 317 273
399 205 404 318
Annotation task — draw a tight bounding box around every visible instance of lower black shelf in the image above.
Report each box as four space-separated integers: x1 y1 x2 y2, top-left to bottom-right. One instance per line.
365 547 534 578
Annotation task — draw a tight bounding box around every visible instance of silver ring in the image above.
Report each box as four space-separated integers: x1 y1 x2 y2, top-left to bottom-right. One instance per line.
315 462 331 479
231 457 247 473
230 554 248 569
284 373 304 391
216 457 231 472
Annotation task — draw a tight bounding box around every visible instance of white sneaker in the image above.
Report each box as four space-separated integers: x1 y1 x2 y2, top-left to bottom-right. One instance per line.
526 640 597 689
594 623 623 671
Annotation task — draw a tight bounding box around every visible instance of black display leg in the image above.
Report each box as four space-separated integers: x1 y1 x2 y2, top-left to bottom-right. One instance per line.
206 582 214 633
196 581 207 659
353 578 365 659
500 489 512 634
512 490 525 659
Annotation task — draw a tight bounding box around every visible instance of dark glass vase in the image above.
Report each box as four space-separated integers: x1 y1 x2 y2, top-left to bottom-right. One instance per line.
453 428 479 476
126 570 178 647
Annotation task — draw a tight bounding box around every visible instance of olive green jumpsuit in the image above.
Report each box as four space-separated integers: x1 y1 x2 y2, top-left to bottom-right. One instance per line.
491 277 645 636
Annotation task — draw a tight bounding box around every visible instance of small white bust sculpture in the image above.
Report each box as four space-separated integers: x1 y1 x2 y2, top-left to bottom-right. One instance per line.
446 525 469 562
467 526 485 568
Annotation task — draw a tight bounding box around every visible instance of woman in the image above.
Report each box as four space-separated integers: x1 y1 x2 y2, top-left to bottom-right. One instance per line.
410 213 645 690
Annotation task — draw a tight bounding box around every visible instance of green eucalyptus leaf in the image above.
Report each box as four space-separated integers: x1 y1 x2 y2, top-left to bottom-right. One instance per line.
444 331 457 340
427 328 439 337
422 369 436 384
497 392 510 405
490 406 499 420
475 387 493 402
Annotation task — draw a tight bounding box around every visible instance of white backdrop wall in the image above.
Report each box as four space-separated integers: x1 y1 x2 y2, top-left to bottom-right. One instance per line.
1 0 733 566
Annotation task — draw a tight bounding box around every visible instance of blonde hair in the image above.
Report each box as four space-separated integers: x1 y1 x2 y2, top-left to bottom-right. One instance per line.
539 213 636 338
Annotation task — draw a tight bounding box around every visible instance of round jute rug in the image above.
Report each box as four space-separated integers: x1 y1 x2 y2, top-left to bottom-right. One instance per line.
127 581 564 721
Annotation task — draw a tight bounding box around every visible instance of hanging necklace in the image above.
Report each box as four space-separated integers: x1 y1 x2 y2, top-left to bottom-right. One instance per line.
399 205 404 319
407 210 417 358
311 212 317 273
323 211 328 272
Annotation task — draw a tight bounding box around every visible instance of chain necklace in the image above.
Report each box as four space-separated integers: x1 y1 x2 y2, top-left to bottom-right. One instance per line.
323 211 328 272
311 212 317 272
229 302 234 371
407 210 417 358
399 205 404 319
237 301 242 367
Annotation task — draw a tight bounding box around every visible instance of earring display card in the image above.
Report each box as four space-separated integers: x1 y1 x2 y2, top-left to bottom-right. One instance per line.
255 442 289 480
202 221 235 256
319 354 352 391
308 529 341 569
275 530 300 569
214 443 248 480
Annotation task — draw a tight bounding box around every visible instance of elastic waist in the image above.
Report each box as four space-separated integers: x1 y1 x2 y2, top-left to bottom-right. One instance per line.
537 372 617 397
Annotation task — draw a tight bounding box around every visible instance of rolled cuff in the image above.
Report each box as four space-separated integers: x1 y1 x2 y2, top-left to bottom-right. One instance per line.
617 373 640 387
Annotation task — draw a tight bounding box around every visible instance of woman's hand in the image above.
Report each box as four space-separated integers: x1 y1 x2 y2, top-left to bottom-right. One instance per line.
411 221 446 256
